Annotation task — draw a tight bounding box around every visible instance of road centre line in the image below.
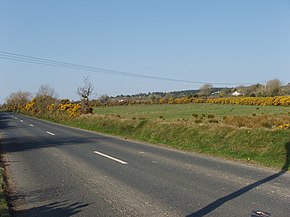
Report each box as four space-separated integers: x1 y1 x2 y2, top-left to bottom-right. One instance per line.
93 151 128 165
46 131 55 136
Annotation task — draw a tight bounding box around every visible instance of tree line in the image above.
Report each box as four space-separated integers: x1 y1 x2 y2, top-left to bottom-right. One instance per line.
2 78 290 110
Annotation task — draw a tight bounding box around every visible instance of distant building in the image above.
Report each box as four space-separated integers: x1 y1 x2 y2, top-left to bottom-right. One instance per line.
211 91 220 98
232 91 242 96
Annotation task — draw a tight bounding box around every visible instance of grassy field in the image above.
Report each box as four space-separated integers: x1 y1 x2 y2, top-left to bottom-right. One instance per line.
94 104 290 120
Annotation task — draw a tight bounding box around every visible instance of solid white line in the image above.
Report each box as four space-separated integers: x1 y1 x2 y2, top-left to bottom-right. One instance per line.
29 124 34 127
93 151 128 165
46 131 55 136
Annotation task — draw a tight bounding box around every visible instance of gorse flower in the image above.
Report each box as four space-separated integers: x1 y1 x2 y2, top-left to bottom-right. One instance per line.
278 124 290 129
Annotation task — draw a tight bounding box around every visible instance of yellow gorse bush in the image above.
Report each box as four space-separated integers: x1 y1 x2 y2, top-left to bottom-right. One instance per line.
9 98 83 118
277 123 290 129
158 96 290 106
47 103 55 111
24 99 36 111
206 96 290 106
56 102 82 117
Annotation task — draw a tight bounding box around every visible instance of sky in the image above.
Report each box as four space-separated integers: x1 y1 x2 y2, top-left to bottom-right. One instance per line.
1 0 290 103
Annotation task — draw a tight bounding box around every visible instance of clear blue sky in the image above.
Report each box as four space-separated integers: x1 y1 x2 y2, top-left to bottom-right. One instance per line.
1 0 290 103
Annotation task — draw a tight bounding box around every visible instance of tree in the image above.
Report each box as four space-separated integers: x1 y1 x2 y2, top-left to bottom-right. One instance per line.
282 83 290 95
242 83 264 97
34 84 58 114
199 84 213 97
266 79 282 96
99 94 110 105
6 91 32 107
76 76 94 113
36 84 57 98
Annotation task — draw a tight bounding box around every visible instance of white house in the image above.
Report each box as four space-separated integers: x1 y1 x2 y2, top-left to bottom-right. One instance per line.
232 91 242 96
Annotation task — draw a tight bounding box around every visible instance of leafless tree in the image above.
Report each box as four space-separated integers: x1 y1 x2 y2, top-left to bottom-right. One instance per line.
99 94 110 105
76 76 94 106
6 91 32 107
266 79 282 96
34 84 58 114
36 84 57 98
199 83 213 97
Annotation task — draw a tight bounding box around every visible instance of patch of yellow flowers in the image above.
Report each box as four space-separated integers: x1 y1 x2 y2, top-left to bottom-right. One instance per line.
277 123 290 129
56 102 82 117
157 96 290 107
8 98 82 118
24 99 36 111
206 96 290 106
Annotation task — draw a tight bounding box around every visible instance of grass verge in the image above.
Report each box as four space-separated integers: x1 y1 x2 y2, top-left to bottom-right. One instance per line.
51 113 290 170
0 167 9 217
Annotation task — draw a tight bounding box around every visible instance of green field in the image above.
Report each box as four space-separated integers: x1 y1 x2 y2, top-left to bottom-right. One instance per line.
94 103 290 120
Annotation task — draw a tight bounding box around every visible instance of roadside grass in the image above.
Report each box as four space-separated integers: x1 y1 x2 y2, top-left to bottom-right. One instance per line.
0 168 9 217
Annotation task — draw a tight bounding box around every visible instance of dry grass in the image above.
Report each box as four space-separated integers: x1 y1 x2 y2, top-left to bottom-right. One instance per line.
223 115 290 129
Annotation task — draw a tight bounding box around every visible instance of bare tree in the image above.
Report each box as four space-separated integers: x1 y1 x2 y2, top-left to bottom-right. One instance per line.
199 83 213 97
266 79 282 96
6 91 32 107
36 84 57 98
34 84 58 114
76 76 94 113
99 94 110 105
77 76 94 106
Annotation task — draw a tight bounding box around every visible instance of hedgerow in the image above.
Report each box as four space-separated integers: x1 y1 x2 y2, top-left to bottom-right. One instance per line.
157 96 290 106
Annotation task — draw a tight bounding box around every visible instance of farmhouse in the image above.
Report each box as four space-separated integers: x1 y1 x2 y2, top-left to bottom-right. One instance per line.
232 91 242 96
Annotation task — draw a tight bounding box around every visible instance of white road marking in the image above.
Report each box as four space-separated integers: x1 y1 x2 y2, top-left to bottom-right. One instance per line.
29 124 34 127
46 131 55 136
15 117 17 119
20 120 23 123
93 151 128 165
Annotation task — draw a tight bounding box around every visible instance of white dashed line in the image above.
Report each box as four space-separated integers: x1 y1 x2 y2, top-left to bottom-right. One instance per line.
46 131 55 136
29 124 34 127
20 120 23 123
93 151 128 165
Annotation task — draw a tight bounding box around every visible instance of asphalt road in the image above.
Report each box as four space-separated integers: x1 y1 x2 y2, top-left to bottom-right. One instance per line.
0 112 289 217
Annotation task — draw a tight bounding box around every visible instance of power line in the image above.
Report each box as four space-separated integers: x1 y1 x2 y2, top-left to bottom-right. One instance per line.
0 50 249 86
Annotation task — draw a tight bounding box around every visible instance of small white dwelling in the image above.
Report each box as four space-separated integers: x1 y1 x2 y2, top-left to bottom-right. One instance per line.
232 91 242 96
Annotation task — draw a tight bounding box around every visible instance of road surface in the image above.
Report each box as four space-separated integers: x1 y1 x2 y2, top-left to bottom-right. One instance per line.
0 112 289 217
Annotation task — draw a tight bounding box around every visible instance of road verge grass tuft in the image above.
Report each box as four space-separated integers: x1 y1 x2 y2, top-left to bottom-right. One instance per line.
0 167 9 217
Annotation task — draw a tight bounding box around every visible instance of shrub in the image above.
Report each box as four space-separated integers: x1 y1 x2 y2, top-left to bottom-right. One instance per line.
208 114 215 119
208 119 219 123
192 113 199 118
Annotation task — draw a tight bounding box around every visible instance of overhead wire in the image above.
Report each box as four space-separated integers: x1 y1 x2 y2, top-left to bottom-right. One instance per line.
0 50 249 86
